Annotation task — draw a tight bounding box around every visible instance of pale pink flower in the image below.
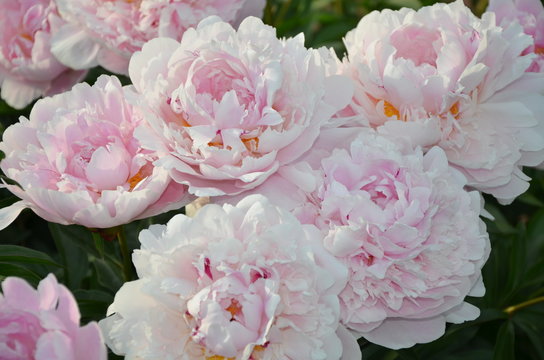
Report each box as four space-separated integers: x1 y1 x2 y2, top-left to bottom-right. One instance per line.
239 128 490 349
130 16 353 197
0 0 86 109
0 274 106 360
51 0 266 75
337 0 544 204
0 75 192 230
99 195 360 359
487 0 544 72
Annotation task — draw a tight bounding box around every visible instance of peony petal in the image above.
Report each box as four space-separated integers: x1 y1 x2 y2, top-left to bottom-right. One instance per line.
1 78 44 110
51 24 100 69
362 317 446 349
0 200 29 231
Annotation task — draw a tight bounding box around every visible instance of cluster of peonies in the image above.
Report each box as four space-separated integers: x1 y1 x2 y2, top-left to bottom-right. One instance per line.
334 0 544 204
0 0 265 108
0 0 543 358
51 0 266 75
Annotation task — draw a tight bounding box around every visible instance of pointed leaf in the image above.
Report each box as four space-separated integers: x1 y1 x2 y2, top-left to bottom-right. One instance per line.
0 245 62 268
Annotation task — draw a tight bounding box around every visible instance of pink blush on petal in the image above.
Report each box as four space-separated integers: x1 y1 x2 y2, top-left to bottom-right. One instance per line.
85 144 130 191
390 25 442 67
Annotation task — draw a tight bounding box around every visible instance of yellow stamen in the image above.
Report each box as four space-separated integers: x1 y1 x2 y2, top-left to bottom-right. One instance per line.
207 356 234 360
449 102 460 118
207 141 223 148
127 166 150 190
207 137 260 152
179 116 191 127
535 46 544 55
20 33 33 41
241 137 259 152
225 299 242 320
383 100 400 119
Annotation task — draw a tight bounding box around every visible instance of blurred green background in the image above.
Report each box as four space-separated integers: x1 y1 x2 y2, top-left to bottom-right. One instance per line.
1 0 543 359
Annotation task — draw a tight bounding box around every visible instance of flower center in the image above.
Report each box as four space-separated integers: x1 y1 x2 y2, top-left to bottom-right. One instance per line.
381 100 460 122
383 100 401 119
20 32 33 41
207 136 260 153
535 46 544 55
225 299 242 320
127 164 152 191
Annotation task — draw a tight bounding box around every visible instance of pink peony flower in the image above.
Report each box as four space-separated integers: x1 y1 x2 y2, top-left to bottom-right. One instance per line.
487 0 544 72
130 16 353 197
0 75 192 230
0 0 86 109
336 0 544 204
99 195 360 359
0 273 106 360
51 0 266 75
239 128 490 349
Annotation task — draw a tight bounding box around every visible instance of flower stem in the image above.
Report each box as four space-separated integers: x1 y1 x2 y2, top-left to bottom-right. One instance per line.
91 231 105 259
504 295 544 316
117 226 133 282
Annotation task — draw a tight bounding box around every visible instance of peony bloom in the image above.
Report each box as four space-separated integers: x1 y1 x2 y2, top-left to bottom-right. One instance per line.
336 0 544 204
487 0 544 72
0 0 86 109
0 75 192 230
0 273 106 360
130 16 352 197
51 0 266 75
99 195 360 360
240 128 490 349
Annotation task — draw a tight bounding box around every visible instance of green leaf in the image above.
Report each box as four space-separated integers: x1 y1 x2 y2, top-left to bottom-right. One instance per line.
0 195 19 209
385 0 422 9
493 321 515 360
517 192 544 207
0 262 42 285
0 245 62 268
49 223 90 290
484 203 517 235
0 175 22 189
92 258 123 294
524 208 544 263
74 289 113 322
514 318 544 359
442 349 494 360
503 227 527 302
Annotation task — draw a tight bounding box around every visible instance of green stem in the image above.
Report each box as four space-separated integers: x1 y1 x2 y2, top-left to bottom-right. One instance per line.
117 227 133 282
91 231 105 259
504 295 544 316
335 0 343 15
274 0 293 27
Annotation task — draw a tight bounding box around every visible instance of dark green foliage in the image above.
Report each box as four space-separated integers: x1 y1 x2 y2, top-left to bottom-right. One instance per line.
0 1 543 359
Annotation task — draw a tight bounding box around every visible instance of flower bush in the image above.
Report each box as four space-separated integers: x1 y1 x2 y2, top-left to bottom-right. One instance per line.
1 0 544 359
